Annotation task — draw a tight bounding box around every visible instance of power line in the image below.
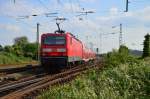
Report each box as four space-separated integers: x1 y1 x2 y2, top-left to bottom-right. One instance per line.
12 0 33 15
17 0 56 18
10 0 45 17
76 0 81 8
69 0 74 13
38 0 50 11
131 0 150 2
125 0 150 12
2 15 36 28
130 0 150 3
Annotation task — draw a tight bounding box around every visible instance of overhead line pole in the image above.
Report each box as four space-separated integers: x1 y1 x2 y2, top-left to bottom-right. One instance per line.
37 23 40 62
112 24 123 47
125 0 129 12
99 33 102 54
119 23 123 47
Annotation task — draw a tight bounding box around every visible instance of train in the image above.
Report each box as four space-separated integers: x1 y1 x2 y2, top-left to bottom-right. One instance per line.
40 30 96 72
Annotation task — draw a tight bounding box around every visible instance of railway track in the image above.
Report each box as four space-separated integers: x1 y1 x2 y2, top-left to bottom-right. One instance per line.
0 73 47 96
0 60 101 99
0 65 43 85
0 65 41 75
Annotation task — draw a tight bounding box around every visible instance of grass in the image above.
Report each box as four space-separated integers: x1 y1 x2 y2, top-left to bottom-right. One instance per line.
0 52 34 65
38 50 150 99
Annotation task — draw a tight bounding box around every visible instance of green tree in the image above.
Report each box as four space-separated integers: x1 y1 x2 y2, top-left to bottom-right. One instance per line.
23 43 38 59
119 45 129 55
4 45 13 53
12 44 23 56
2 36 38 59
13 36 29 56
0 45 3 51
14 36 28 46
143 33 150 57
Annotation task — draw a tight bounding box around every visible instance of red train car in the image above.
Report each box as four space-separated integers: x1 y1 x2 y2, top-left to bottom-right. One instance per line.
40 32 95 72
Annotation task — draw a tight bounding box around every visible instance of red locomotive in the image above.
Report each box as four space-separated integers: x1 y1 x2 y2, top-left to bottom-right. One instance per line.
40 31 96 72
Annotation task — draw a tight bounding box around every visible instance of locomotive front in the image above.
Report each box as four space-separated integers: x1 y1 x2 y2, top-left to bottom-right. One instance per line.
40 33 67 71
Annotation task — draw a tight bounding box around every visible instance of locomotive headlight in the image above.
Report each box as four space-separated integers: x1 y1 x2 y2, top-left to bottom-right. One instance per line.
57 48 66 52
42 48 52 52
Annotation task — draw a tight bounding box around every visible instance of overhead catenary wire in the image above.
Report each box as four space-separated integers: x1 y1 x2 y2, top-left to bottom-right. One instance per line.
13 0 59 20
69 0 74 13
38 0 50 11
0 15 37 39
12 0 32 16
11 0 48 19
131 0 150 2
0 15 35 28
130 0 150 3
9 0 123 30
37 1 58 16
76 0 82 9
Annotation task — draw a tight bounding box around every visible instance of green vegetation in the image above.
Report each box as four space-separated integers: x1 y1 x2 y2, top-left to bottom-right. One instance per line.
38 46 150 99
0 52 32 64
143 33 150 57
0 36 38 65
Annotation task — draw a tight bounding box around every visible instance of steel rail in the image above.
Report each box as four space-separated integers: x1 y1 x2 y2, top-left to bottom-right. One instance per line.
0 65 41 74
0 73 46 89
2 63 98 99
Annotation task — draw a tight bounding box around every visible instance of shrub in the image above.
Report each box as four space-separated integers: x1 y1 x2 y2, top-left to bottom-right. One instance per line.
0 52 32 64
104 46 130 68
38 59 150 99
38 46 149 99
23 43 38 59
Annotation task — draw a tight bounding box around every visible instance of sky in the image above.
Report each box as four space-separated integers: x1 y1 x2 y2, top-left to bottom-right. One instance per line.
0 0 150 53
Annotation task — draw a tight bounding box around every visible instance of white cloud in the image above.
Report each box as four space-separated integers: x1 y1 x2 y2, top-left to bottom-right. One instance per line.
0 24 21 33
0 0 150 52
62 3 81 13
109 7 119 15
80 0 97 3
96 6 150 24
135 6 150 21
64 17 99 33
71 6 150 52
0 0 46 17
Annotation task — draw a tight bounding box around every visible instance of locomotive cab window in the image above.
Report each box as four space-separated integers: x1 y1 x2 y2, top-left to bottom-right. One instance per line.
43 36 66 45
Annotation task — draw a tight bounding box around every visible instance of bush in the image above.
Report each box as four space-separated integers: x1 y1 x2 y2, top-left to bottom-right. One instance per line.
38 58 150 99
0 52 32 64
23 43 38 59
38 46 150 99
104 46 130 68
4 45 13 53
0 45 3 51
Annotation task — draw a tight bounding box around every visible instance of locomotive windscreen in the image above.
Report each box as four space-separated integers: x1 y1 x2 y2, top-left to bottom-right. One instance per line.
43 36 66 45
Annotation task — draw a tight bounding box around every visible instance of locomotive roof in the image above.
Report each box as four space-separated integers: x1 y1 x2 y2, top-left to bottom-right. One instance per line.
66 32 82 43
42 32 82 43
41 32 94 52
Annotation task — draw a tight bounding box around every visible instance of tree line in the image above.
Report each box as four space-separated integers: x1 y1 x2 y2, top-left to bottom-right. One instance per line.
0 36 38 60
0 33 150 60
